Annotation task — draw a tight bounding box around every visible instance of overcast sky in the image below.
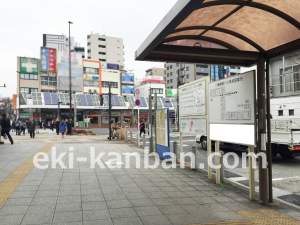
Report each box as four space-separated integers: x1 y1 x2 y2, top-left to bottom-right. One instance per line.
0 0 178 97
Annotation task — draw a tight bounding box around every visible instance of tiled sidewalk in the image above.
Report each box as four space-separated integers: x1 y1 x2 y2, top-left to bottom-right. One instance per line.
0 134 299 225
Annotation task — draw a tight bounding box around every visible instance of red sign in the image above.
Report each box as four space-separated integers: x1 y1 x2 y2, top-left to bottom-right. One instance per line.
140 114 148 119
48 48 57 72
135 89 140 95
33 113 40 118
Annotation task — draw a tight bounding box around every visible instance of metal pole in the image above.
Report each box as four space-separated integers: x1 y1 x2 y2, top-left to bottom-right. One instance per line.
192 145 196 170
177 69 180 130
257 58 268 206
283 56 286 95
109 84 111 140
58 103 60 120
154 93 157 152
130 132 133 144
143 134 146 147
125 131 128 142
68 21 73 118
149 92 153 152
137 106 140 147
220 151 225 182
173 141 178 163
74 102 77 128
266 59 273 203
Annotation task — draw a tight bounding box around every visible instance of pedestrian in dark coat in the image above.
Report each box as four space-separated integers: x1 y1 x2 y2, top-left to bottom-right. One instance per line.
28 118 36 138
0 114 13 144
55 118 60 135
50 120 55 131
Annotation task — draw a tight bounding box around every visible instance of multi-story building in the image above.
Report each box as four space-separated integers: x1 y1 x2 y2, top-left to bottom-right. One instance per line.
83 59 101 94
74 43 85 59
165 63 209 89
43 34 74 51
101 64 121 96
87 33 125 68
210 65 241 81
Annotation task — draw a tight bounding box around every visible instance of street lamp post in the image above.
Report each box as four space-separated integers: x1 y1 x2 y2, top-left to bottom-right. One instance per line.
58 102 63 120
68 21 73 118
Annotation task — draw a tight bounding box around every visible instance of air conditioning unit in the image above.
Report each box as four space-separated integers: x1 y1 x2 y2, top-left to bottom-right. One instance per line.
88 89 92 93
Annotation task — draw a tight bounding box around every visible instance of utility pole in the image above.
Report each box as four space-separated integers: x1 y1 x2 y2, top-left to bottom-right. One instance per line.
154 93 157 153
68 21 73 118
108 84 112 140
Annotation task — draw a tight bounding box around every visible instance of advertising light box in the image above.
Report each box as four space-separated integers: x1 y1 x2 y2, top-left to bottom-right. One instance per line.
41 47 57 72
20 57 39 74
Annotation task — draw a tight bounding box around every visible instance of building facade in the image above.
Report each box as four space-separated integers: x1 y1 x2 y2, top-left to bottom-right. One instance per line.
210 65 241 81
165 63 209 89
83 59 101 94
43 34 74 51
87 33 125 68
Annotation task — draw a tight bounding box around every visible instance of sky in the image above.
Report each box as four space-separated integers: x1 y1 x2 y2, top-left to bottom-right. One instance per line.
0 0 178 97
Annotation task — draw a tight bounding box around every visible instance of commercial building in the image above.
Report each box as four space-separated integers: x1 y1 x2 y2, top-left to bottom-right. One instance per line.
145 67 166 81
165 63 209 89
135 76 166 99
87 33 125 68
101 63 121 96
83 59 101 94
43 34 74 51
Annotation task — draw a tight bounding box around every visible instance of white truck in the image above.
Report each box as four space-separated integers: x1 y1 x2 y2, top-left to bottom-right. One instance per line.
196 119 300 159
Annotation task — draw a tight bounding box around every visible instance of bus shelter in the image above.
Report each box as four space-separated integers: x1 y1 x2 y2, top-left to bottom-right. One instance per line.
135 0 300 206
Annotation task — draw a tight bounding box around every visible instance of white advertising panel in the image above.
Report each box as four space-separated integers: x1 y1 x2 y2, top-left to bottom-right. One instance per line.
180 119 206 135
209 71 256 146
179 80 206 117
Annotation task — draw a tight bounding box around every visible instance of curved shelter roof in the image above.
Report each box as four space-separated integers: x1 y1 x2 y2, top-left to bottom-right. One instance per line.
135 0 300 66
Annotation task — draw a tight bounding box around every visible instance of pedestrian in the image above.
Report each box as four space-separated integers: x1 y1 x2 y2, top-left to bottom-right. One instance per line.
20 119 26 136
11 120 16 132
65 119 69 135
55 118 60 135
50 120 55 131
59 119 67 138
37 117 43 133
140 120 146 137
26 120 30 134
28 117 36 138
43 120 46 130
0 114 13 144
0 115 6 140
67 118 72 135
15 118 20 135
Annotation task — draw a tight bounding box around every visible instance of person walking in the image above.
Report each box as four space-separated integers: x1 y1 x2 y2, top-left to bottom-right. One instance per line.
0 114 13 144
28 118 36 138
55 118 60 135
37 118 43 133
50 120 55 131
43 120 46 130
11 120 16 133
67 118 72 135
15 118 20 135
59 119 67 138
21 119 26 136
140 120 146 137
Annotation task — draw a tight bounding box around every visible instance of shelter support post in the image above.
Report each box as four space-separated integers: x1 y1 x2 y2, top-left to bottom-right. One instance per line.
154 93 157 153
266 60 273 203
207 138 212 179
215 141 220 184
179 132 183 155
257 58 268 206
149 92 153 153
248 146 255 201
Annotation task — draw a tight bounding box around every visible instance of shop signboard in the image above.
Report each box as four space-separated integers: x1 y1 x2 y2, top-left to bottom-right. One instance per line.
41 47 57 72
167 89 178 97
20 57 38 74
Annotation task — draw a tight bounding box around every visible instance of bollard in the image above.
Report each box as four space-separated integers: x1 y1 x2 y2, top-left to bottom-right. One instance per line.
125 131 128 142
134 126 136 133
130 132 133 144
173 141 178 163
220 151 225 181
143 134 146 147
129 126 131 132
119 129 122 140
192 145 197 170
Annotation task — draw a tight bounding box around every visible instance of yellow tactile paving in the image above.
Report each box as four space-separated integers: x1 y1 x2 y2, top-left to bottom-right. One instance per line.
0 142 55 208
237 209 300 225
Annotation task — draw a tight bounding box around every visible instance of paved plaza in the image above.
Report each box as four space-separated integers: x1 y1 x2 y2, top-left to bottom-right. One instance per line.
0 133 300 225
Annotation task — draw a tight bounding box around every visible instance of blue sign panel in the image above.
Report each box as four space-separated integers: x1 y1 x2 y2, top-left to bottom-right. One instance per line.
41 47 49 71
107 63 119 70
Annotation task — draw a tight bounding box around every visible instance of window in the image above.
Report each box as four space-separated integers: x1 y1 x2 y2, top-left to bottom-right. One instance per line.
151 88 163 94
170 79 173 83
98 45 106 48
20 87 38 94
41 76 57 86
84 67 99 74
186 74 190 79
99 59 106 62
280 65 300 93
20 73 38 80
186 67 189 71
278 110 283 116
98 52 106 55
98 38 106 41
167 73 169 77
167 80 169 84
84 80 99 87
170 72 173 76
176 63 179 67
196 64 208 68
170 65 173 69
289 109 294 116
167 66 169 70
170 86 173 89
102 81 118 88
